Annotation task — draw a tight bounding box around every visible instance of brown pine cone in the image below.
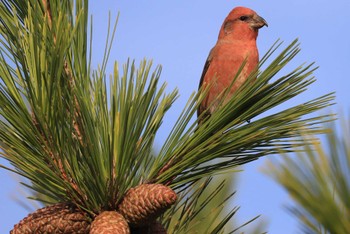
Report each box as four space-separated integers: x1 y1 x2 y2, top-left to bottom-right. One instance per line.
90 211 130 234
11 202 90 234
118 184 177 227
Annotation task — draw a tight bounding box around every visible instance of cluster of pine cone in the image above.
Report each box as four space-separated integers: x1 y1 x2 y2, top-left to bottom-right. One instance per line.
11 184 177 234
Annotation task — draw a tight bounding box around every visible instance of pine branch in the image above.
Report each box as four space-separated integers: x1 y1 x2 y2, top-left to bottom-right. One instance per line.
265 117 350 233
0 0 335 227
163 176 257 234
148 40 335 188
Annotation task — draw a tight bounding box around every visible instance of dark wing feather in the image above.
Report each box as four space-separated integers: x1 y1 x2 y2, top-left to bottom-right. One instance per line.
197 48 214 118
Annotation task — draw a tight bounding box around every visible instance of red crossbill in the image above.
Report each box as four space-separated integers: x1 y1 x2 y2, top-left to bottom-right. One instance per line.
198 7 267 121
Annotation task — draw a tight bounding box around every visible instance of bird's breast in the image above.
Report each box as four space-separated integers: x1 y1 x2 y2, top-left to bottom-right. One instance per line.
209 43 258 86
202 42 259 113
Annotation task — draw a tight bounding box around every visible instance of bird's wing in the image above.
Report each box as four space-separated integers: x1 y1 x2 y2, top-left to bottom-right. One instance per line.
197 47 214 118
198 47 214 89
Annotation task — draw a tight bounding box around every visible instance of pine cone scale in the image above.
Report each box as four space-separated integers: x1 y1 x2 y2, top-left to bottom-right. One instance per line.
90 211 130 234
118 184 177 227
11 203 90 234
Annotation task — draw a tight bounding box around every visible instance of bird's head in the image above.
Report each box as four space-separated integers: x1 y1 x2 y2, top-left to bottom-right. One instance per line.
218 6 268 40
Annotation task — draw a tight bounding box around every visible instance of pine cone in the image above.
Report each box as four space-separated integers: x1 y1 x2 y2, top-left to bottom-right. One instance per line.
11 202 90 234
131 220 167 234
118 184 177 227
90 211 130 234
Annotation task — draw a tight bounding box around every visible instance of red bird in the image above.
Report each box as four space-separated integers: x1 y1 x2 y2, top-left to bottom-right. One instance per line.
198 7 267 121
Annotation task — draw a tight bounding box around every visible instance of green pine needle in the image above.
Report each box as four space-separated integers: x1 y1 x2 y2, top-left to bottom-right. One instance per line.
149 39 335 188
163 176 256 234
265 117 350 233
0 0 335 220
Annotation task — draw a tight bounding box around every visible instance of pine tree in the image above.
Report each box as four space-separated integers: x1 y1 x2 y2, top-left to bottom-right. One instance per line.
266 117 350 233
0 0 335 233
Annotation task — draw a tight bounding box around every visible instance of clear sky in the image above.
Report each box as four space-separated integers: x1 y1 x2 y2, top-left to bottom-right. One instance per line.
1 0 350 233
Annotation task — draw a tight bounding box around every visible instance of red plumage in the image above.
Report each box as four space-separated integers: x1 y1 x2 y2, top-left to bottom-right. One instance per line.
198 7 267 120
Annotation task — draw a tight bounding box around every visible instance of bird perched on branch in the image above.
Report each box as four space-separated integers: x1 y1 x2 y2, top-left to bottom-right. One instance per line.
198 7 268 122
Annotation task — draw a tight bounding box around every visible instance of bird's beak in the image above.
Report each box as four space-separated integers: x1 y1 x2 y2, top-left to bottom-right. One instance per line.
251 15 268 29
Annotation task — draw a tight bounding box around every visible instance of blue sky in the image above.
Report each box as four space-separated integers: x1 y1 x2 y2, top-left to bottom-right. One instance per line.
1 0 350 233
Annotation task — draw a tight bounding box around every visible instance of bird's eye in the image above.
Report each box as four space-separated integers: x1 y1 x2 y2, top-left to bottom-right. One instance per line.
239 16 249 21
